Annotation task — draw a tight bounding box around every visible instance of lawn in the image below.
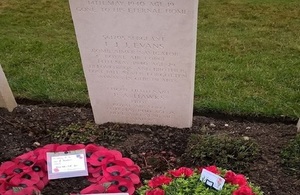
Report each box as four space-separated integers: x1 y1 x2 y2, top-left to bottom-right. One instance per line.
0 0 299 118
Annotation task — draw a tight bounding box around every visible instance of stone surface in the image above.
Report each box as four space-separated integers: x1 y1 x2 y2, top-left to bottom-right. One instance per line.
69 0 199 128
0 64 17 112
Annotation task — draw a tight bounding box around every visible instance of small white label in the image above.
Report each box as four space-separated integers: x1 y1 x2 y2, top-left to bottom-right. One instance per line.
200 169 225 191
47 149 88 179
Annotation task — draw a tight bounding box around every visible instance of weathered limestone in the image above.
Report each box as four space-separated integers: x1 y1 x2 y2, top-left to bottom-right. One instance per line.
0 64 17 112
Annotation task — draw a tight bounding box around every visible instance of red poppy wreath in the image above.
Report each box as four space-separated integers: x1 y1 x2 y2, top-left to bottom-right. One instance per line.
0 144 141 195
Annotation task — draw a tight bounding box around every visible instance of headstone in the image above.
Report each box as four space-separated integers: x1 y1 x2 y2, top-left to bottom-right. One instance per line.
69 0 199 128
0 64 17 112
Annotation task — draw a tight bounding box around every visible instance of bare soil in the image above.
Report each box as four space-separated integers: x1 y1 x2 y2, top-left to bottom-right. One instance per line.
0 105 299 195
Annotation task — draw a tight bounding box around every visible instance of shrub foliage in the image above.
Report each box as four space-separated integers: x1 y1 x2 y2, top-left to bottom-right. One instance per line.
182 134 260 172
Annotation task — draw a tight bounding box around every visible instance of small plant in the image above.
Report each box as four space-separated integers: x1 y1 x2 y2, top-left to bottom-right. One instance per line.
137 165 263 195
281 134 300 176
51 122 126 144
182 134 260 172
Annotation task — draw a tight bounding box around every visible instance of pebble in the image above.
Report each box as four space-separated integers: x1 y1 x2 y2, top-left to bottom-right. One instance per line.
246 127 251 130
138 140 144 144
243 136 250 141
130 154 138 160
224 124 229 127
209 123 216 128
33 142 41 147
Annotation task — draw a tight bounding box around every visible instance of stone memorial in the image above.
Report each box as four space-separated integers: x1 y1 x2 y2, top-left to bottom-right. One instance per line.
0 64 17 112
69 0 199 128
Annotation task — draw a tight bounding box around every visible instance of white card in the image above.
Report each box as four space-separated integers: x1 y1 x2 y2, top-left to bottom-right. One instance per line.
47 149 88 180
200 169 225 191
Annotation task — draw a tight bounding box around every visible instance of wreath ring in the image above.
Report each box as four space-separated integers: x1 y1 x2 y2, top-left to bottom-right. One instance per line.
0 144 141 195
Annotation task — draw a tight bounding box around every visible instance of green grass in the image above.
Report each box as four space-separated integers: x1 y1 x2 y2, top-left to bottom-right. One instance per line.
281 134 300 176
0 0 299 117
0 0 87 103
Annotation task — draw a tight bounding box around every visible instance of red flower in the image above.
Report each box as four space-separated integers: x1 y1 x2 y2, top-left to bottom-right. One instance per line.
233 174 247 186
80 183 106 194
2 185 40 195
199 165 220 174
169 167 193 178
0 182 9 194
148 175 172 188
225 171 248 186
123 173 140 185
233 185 254 195
35 175 48 191
14 151 37 164
225 170 236 183
146 188 165 195
88 149 122 167
41 144 59 152
126 164 140 174
9 171 40 187
0 161 16 181
67 144 85 151
103 165 130 178
33 146 54 161
106 176 135 195
85 144 106 159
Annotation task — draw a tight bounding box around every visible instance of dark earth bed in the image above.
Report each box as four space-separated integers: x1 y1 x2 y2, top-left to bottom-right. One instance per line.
0 105 299 195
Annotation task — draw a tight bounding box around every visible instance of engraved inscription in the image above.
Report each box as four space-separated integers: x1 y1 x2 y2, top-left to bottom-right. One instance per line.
87 33 186 83
75 0 188 15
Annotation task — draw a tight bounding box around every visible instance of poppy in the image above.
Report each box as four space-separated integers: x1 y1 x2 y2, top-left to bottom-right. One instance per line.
42 144 59 151
126 164 141 175
88 166 104 183
35 175 48 190
146 189 165 195
55 144 73 152
87 164 102 178
13 151 37 164
169 167 194 178
33 147 52 161
5 163 27 179
9 171 40 187
102 165 140 184
80 183 106 194
88 149 122 167
123 173 140 184
105 176 135 195
0 161 16 181
148 175 172 188
67 144 85 151
103 165 129 177
30 159 47 178
0 181 10 194
85 144 106 159
3 186 40 195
